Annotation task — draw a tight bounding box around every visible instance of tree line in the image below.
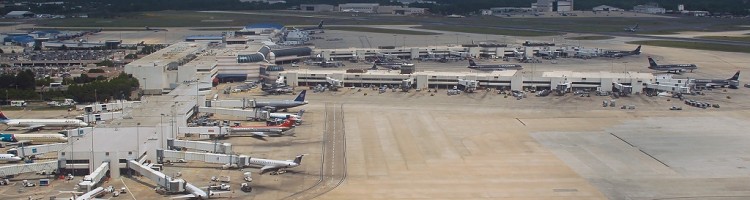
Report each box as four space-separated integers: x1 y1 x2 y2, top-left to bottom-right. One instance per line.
0 70 139 103
2 0 748 16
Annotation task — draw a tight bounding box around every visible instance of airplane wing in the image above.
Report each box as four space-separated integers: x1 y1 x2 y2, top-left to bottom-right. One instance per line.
251 132 269 137
22 125 45 130
260 165 280 173
170 194 196 199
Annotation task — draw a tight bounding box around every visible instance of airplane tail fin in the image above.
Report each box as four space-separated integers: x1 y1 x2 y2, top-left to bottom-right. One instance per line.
647 57 658 67
633 45 641 54
318 20 324 29
0 111 8 120
293 90 307 102
468 60 477 66
371 63 377 70
297 109 305 117
293 155 304 165
729 71 740 81
280 119 295 128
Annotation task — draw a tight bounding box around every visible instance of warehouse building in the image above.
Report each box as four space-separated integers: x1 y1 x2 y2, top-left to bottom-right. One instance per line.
532 0 574 12
300 4 335 12
5 11 34 18
634 3 666 14
338 3 379 13
592 5 624 12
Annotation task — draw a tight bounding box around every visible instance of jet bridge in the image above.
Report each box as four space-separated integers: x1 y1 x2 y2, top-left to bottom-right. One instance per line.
0 160 60 177
613 81 633 96
198 107 269 120
205 98 256 108
78 162 110 192
127 159 186 194
7 143 67 158
156 149 247 168
167 139 233 154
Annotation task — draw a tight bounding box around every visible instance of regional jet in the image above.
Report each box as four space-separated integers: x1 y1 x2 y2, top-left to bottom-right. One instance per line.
0 111 88 131
0 153 22 162
601 45 641 58
694 71 740 89
467 60 523 71
145 26 168 32
647 57 697 74
227 118 296 138
246 155 304 174
0 133 69 143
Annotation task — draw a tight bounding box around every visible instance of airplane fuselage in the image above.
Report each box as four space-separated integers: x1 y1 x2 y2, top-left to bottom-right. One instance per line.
2 119 87 128
254 101 307 110
468 64 523 71
0 133 68 143
0 153 22 162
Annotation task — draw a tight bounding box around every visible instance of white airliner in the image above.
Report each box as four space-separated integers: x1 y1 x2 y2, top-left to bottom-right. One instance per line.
0 111 88 131
269 110 304 124
247 155 304 174
171 184 230 199
0 133 69 143
0 153 22 162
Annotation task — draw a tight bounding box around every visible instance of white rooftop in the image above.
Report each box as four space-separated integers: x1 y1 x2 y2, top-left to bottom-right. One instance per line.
543 71 654 80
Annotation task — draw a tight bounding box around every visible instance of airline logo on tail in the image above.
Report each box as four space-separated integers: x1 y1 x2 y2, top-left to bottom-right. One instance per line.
0 111 9 121
633 45 642 54
317 20 324 29
729 71 741 81
647 57 658 67
279 119 295 128
293 155 304 165
468 60 477 67
294 90 307 102
0 134 16 142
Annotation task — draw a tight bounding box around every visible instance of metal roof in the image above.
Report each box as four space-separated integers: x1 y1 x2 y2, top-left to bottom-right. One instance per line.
271 47 312 57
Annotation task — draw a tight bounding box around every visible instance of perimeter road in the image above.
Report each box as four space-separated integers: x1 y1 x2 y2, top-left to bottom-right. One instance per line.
284 103 347 200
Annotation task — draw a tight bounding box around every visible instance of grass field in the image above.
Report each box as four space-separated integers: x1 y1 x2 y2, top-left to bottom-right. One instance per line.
415 25 560 37
627 40 750 53
565 36 615 40
697 36 750 42
326 26 440 35
35 11 408 27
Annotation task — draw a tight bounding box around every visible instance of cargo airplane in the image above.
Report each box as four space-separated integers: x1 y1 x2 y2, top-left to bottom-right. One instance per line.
648 57 697 74
0 111 88 131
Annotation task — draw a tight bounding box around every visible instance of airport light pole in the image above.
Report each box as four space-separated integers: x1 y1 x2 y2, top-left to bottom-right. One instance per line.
160 114 165 149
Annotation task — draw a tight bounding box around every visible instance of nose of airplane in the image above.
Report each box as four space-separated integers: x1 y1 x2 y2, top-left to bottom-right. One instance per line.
11 157 22 161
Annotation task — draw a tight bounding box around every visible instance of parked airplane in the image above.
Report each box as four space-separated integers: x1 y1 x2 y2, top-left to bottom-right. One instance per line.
297 20 324 31
261 83 293 95
228 119 296 137
246 155 304 174
467 60 523 71
254 90 308 112
145 26 168 32
0 153 22 162
694 71 740 88
624 24 639 32
0 111 88 131
647 57 698 73
601 45 641 58
0 133 69 143
171 184 229 199
270 110 304 124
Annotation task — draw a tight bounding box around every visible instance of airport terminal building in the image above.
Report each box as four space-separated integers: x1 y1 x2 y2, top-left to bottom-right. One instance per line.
281 69 657 94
